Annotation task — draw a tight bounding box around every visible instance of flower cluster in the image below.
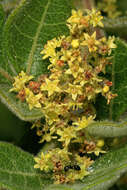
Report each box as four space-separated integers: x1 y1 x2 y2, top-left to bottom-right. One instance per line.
98 0 121 19
10 9 117 183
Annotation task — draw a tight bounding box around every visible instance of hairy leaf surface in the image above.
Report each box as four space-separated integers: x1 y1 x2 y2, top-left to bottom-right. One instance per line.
0 0 72 120
86 115 127 137
0 142 52 190
117 0 127 15
104 16 127 38
1 142 127 190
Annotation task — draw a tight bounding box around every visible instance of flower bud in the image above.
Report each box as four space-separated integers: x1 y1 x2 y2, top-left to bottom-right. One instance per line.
71 39 79 48
103 85 109 93
97 139 104 148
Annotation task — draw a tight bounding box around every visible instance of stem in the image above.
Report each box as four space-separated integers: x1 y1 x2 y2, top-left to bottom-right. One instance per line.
83 0 95 10
0 68 14 82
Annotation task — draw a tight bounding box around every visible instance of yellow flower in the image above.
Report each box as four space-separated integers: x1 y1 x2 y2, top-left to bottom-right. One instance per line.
67 9 83 24
49 68 62 80
57 148 71 161
65 63 83 78
25 88 42 110
107 36 117 55
34 152 46 170
10 71 33 92
61 49 73 62
42 103 61 125
103 85 109 93
73 116 93 131
34 152 52 172
68 101 83 110
40 78 61 96
65 83 82 101
81 32 100 52
88 148 106 156
88 8 104 27
57 127 76 147
39 133 52 143
71 39 79 48
96 139 105 148
67 9 86 34
41 37 62 59
31 120 42 129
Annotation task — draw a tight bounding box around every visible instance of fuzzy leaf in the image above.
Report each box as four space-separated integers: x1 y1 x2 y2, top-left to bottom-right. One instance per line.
86 114 127 138
0 4 4 32
0 142 53 190
95 39 127 121
1 142 127 190
0 4 7 84
0 0 72 121
117 0 127 15
103 0 127 38
104 16 127 38
0 101 26 144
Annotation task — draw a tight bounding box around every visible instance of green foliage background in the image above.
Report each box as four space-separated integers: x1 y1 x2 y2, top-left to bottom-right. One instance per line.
0 0 127 190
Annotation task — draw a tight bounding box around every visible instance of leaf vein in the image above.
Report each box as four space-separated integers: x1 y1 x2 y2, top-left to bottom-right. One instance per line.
26 0 51 74
43 22 65 26
25 12 40 24
13 24 34 39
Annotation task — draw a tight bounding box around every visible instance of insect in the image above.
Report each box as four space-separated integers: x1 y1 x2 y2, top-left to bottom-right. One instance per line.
64 165 81 171
64 165 73 172
73 165 81 171
79 152 103 161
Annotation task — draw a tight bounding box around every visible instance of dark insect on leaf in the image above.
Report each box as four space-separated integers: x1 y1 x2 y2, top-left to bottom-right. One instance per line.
73 165 81 171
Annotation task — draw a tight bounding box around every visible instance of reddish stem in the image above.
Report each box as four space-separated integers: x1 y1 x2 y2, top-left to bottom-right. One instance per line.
83 0 94 10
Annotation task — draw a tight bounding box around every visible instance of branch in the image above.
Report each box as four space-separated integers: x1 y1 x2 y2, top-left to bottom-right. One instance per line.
82 0 95 10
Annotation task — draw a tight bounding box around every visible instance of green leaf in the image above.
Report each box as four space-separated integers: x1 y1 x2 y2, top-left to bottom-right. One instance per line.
3 0 72 76
101 0 127 38
0 4 4 29
0 84 44 121
0 142 53 190
95 39 127 121
117 0 127 15
0 0 72 121
1 142 127 190
104 16 127 39
0 4 9 84
103 0 127 38
0 101 26 144
86 115 127 138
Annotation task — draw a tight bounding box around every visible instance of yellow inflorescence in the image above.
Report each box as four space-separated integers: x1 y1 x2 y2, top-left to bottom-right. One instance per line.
10 9 117 184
